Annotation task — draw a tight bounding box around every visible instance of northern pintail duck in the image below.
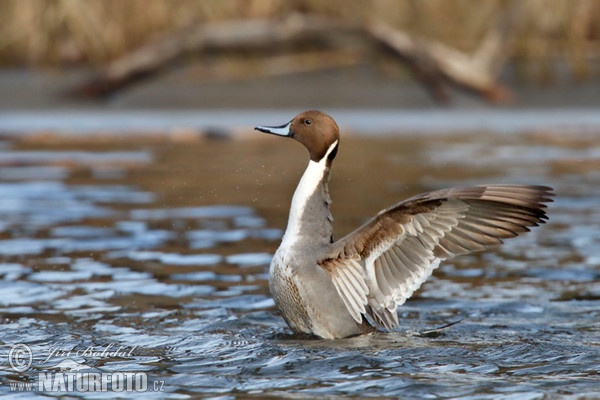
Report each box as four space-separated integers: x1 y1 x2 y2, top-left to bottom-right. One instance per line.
255 110 553 339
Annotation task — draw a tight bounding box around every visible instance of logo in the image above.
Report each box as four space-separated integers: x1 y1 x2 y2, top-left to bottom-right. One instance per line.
49 359 91 372
7 343 165 393
8 343 33 372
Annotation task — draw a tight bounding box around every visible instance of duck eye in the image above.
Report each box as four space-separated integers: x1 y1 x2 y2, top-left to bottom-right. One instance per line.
304 119 312 125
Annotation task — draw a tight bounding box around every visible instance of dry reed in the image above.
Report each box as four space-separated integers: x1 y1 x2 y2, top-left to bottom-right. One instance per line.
0 0 598 80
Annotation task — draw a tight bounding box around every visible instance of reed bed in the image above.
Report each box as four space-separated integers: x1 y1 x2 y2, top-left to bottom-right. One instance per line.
0 0 598 80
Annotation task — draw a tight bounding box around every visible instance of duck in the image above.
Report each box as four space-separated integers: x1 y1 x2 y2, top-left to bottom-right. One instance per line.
255 110 553 339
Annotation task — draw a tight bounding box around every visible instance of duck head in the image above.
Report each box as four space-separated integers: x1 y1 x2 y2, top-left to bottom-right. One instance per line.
255 110 340 163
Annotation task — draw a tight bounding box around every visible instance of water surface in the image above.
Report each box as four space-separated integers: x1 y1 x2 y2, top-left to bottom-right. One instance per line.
0 121 598 398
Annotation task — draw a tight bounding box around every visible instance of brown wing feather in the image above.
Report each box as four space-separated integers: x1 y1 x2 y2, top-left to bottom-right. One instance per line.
320 184 553 329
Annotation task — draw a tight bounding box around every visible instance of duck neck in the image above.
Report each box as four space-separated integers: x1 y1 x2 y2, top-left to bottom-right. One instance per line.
281 157 334 252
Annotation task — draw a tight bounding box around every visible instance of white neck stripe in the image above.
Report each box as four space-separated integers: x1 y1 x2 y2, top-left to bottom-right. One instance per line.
320 140 338 164
281 157 328 248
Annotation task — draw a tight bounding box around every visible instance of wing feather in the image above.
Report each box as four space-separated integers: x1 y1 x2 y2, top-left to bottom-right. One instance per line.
320 185 553 330
330 263 366 323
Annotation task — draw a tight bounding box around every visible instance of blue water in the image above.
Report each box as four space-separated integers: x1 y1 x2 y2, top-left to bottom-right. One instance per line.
1 108 600 135
0 117 598 398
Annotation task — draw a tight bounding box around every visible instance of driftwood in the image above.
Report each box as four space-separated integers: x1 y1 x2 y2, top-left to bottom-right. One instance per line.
72 14 510 103
366 23 510 102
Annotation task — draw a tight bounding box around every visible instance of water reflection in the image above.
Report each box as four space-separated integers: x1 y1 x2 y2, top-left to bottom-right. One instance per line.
0 127 598 398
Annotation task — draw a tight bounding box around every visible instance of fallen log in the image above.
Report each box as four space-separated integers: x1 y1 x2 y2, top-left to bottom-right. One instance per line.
366 23 511 102
70 14 510 103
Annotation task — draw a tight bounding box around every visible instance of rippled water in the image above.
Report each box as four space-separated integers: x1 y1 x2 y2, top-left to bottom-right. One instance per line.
0 123 599 398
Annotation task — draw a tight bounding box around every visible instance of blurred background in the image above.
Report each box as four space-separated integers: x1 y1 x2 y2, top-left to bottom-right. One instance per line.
0 0 599 115
1 2 600 398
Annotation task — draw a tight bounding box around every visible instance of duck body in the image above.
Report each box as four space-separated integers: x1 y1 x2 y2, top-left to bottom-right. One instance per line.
255 110 553 339
267 141 371 338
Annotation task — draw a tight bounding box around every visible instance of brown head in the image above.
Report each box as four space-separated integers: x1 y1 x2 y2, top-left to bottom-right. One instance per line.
255 110 340 163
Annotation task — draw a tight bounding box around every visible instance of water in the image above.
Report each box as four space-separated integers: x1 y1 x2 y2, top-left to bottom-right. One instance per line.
2 108 600 134
0 117 599 398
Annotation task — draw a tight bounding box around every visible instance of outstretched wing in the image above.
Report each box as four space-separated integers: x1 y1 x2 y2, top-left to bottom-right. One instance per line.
320 185 553 329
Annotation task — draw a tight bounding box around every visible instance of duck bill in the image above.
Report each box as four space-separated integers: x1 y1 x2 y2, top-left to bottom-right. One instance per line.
254 121 292 137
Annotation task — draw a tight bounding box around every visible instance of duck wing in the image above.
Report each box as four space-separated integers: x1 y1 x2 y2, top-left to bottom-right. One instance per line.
319 185 553 329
